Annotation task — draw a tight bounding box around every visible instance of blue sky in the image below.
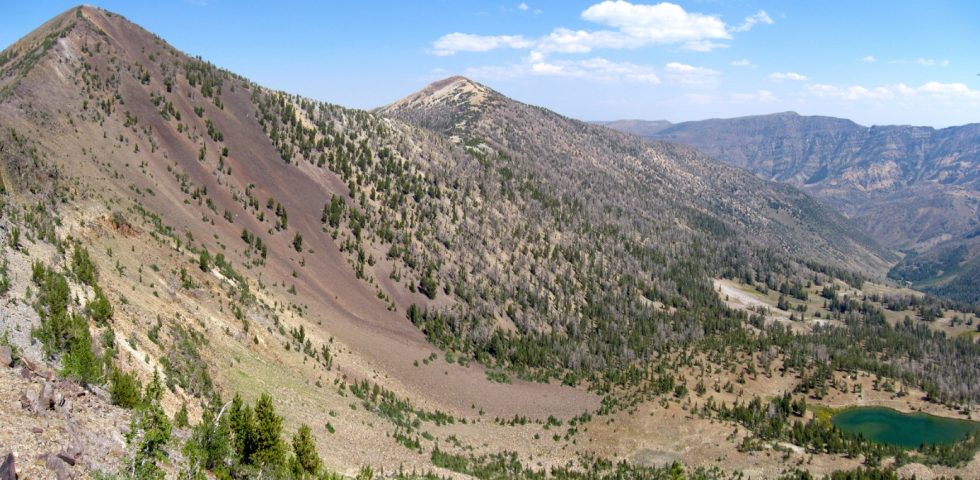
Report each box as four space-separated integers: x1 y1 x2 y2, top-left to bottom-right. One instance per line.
2 1 978 126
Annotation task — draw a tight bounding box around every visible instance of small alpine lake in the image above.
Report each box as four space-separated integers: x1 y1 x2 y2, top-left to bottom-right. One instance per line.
830 406 980 448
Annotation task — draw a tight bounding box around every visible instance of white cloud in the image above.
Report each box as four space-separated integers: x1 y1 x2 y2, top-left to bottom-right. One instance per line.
536 28 643 54
862 55 876 63
730 58 755 68
805 81 980 102
730 10 773 33
580 1 732 51
663 62 719 87
806 83 895 101
916 58 950 67
918 81 977 98
537 58 662 83
769 72 808 81
432 33 533 56
432 1 771 56
682 40 728 52
518 2 529 11
466 57 662 84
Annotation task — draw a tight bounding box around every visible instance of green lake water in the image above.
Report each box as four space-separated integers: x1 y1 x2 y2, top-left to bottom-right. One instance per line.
831 406 980 448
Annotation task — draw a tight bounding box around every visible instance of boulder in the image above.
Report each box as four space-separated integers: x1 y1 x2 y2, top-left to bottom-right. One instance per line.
57 398 72 414
0 452 16 480
19 357 38 373
36 382 55 411
56 446 81 466
44 453 70 480
0 346 11 368
18 392 34 412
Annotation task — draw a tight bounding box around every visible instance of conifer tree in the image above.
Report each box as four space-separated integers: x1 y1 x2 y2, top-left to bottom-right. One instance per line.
252 393 286 467
229 393 257 465
291 424 321 477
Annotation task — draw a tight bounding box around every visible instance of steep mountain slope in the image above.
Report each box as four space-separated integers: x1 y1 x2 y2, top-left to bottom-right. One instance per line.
380 77 890 275
2 7 979 479
604 113 980 303
0 6 603 476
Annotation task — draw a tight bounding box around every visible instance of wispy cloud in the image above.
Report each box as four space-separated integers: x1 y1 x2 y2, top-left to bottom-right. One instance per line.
465 58 725 87
730 10 773 33
916 58 949 67
806 81 979 102
664 62 719 87
431 1 772 56
769 72 808 81
466 57 663 84
730 59 755 68
432 33 532 56
861 55 876 63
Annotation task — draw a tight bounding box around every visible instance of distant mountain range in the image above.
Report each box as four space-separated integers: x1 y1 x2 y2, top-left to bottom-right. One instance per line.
602 113 980 304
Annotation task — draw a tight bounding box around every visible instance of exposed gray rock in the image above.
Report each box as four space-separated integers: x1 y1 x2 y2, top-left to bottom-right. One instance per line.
37 382 54 411
18 392 34 412
57 398 72 414
44 453 71 480
56 446 81 466
0 346 11 368
0 452 15 480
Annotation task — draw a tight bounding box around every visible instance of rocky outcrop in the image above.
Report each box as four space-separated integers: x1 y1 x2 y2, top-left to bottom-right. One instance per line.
0 452 16 480
0 346 12 368
0 352 128 478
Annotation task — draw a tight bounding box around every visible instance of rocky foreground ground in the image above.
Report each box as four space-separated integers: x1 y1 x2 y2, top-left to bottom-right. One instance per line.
0 345 130 479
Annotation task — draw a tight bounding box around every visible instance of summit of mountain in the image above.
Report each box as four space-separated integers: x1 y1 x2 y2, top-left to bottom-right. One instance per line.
381 76 893 276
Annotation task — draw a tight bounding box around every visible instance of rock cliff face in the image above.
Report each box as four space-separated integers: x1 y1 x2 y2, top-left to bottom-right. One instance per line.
604 113 980 303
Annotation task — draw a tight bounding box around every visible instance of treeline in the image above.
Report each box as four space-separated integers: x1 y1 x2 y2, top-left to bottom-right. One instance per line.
102 373 338 480
714 393 899 465
714 392 980 469
867 290 980 318
31 245 113 385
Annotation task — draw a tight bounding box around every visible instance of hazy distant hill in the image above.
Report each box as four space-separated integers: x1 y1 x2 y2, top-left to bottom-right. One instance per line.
593 119 673 137
603 113 980 303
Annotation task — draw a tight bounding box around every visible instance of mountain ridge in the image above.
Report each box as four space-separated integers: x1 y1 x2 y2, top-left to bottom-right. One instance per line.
380 77 893 273
601 113 980 303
